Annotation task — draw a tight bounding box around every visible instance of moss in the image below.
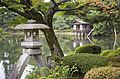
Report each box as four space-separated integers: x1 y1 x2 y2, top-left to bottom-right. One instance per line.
62 53 108 75
74 44 101 54
84 67 120 79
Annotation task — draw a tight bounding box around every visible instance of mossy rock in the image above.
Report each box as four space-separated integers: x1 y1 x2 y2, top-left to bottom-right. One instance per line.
84 67 120 79
62 53 108 75
109 56 120 62
74 44 101 54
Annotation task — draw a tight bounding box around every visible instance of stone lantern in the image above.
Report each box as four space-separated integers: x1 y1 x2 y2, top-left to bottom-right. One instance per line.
9 20 49 79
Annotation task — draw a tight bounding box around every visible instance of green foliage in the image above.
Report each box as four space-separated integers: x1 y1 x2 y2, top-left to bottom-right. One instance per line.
0 28 10 37
0 28 4 35
7 16 27 28
84 67 120 79
31 0 49 13
8 4 26 9
26 67 50 79
82 9 115 36
84 10 103 24
26 65 78 79
62 53 108 75
46 65 77 79
79 1 120 36
93 21 113 36
101 47 120 57
92 37 115 50
53 16 70 30
74 44 101 54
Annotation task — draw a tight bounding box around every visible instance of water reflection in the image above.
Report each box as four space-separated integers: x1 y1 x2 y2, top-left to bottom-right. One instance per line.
72 37 91 48
0 35 120 79
0 61 5 79
91 37 120 50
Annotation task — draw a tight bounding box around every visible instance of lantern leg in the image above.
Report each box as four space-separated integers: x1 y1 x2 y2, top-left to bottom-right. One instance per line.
33 55 47 67
9 53 31 79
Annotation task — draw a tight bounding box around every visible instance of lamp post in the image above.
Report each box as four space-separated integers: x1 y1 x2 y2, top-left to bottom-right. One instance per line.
9 20 49 79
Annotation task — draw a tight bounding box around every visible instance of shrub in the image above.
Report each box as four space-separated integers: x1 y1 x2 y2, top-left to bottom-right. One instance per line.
84 67 120 79
74 44 101 54
101 47 120 57
26 65 79 79
26 67 50 79
62 53 108 75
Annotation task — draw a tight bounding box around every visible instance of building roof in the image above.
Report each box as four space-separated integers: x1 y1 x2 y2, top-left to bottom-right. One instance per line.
72 20 89 25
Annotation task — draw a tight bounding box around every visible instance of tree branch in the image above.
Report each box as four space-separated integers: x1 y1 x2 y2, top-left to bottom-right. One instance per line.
50 0 71 9
19 0 45 23
0 0 32 19
57 7 79 11
30 9 45 23
51 0 58 7
38 9 45 15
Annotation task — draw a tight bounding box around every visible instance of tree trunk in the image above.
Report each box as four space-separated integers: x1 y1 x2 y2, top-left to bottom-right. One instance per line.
43 28 64 58
87 28 94 37
113 27 117 50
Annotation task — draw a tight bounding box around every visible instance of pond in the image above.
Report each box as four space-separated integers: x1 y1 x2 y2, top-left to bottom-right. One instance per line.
0 34 120 79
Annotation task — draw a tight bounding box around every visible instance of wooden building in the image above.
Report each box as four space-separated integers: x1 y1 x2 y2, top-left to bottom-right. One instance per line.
72 20 91 37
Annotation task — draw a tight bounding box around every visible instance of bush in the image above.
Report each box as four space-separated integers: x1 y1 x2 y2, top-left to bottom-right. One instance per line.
101 47 120 57
26 65 79 79
62 53 108 75
84 67 120 79
74 44 101 54
26 67 50 79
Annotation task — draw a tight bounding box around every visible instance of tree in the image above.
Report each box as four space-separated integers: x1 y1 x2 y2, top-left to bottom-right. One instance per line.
0 0 91 57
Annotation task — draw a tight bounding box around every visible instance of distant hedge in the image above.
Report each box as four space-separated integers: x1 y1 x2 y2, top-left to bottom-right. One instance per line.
74 44 101 54
62 53 108 75
84 67 120 79
101 50 113 57
101 47 120 57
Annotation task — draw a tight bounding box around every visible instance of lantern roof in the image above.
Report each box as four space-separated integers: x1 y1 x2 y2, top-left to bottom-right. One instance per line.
15 20 49 30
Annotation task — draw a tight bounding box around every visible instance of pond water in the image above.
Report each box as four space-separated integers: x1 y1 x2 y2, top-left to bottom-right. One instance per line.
0 34 120 79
